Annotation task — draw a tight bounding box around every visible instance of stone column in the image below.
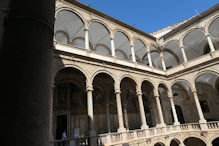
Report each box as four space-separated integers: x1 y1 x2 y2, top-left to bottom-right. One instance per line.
123 104 129 130
206 34 215 52
137 90 148 129
0 0 55 145
115 89 126 132
147 51 153 67
154 91 165 126
85 28 90 50
110 36 116 57
192 90 207 123
160 52 166 71
180 45 188 63
86 85 96 136
106 95 111 133
169 96 180 125
131 44 136 62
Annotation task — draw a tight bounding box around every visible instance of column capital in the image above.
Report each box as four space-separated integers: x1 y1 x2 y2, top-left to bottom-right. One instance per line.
153 89 159 97
110 36 115 40
115 89 121 94
84 27 89 31
86 85 93 91
192 89 197 94
179 44 184 49
137 90 142 95
205 32 210 37
130 44 134 47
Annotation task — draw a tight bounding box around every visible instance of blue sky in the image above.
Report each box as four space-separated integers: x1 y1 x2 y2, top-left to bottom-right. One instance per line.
77 0 218 33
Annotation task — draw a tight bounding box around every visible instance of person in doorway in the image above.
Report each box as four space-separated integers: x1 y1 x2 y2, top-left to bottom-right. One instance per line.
62 129 67 146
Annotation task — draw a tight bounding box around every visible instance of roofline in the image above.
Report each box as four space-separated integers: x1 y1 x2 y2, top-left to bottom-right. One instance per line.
63 0 156 41
162 4 219 40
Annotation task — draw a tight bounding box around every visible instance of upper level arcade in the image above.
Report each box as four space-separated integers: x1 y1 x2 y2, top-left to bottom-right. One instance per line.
54 0 219 76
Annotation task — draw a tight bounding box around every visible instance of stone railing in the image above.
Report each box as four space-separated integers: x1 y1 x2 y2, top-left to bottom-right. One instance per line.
50 121 219 146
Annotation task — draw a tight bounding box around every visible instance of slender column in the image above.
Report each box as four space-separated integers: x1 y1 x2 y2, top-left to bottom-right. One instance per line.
180 45 188 63
206 34 215 52
85 28 90 50
160 52 166 71
123 104 129 130
115 89 126 132
131 44 136 62
192 90 207 123
169 96 180 125
147 51 153 67
86 85 96 136
110 36 116 56
106 95 111 133
154 91 165 126
137 91 148 129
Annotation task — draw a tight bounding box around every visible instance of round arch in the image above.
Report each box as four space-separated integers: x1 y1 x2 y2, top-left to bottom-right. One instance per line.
168 138 181 146
88 19 111 34
55 7 86 25
182 28 206 42
206 15 219 33
162 40 180 49
182 134 207 144
119 74 138 87
133 37 148 48
140 78 155 90
90 70 116 84
157 81 169 91
54 64 88 82
113 29 132 42
194 69 219 83
170 79 192 90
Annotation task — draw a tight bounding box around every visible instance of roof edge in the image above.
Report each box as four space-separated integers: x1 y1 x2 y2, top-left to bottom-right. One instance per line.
62 0 156 41
162 4 219 40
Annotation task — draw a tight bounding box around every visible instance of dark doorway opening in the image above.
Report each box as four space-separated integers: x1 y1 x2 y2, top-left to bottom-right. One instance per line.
56 115 67 140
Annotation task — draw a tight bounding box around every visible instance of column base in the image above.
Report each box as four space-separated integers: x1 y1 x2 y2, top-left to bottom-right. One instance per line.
199 119 207 123
174 121 180 125
117 127 126 133
156 123 166 128
141 125 149 129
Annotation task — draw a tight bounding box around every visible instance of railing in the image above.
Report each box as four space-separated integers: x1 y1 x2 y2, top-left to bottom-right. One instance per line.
50 121 219 146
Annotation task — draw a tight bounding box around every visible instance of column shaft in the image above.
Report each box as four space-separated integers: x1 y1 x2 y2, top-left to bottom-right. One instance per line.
206 35 215 52
131 45 136 62
147 52 153 67
137 92 148 129
115 91 126 132
160 53 166 71
85 29 89 50
155 96 165 125
0 0 55 145
110 38 115 56
87 89 95 134
180 46 188 63
169 97 180 125
193 91 206 123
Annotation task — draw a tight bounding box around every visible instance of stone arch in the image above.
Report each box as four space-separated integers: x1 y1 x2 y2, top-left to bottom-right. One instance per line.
113 29 132 42
182 28 206 42
119 74 138 87
193 69 219 84
90 69 116 85
182 134 207 145
157 81 169 91
209 135 219 146
55 7 86 25
206 15 219 34
133 36 148 48
162 40 180 49
54 30 70 44
88 19 112 34
168 138 181 146
170 78 192 90
140 78 155 90
54 64 88 83
151 140 167 146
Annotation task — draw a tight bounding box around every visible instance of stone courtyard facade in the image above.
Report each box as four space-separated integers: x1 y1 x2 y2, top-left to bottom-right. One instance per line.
51 0 219 145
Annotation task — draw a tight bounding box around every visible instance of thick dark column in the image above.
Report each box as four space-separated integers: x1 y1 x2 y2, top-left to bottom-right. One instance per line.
0 0 55 145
